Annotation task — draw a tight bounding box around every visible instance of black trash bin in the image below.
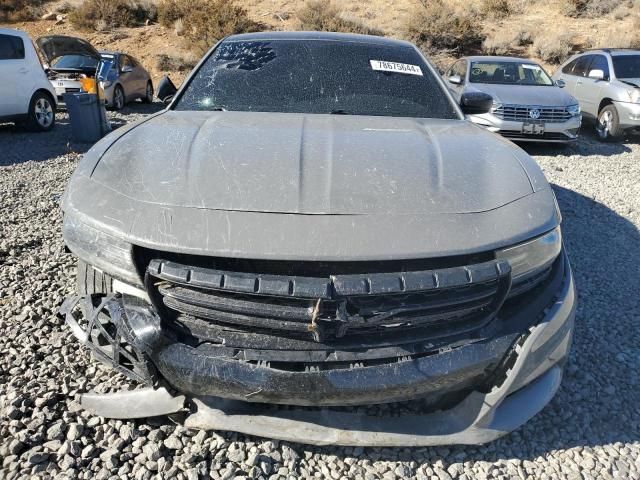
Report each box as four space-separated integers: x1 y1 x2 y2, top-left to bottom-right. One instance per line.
63 93 110 143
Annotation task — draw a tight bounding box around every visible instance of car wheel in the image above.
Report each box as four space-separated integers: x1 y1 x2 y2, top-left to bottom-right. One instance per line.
596 104 624 141
143 81 154 103
26 92 55 132
113 85 125 110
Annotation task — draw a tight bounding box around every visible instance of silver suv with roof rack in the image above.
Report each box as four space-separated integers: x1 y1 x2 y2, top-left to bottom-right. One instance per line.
553 49 640 141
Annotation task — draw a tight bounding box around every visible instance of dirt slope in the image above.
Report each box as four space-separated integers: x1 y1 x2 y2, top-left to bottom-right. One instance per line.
2 0 638 87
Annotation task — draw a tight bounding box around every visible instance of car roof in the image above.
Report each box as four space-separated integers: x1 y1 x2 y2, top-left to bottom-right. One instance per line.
0 27 29 39
581 48 640 56
225 31 415 48
463 55 540 64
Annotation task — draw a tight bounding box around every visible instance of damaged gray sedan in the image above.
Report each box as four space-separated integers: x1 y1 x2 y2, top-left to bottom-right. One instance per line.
59 32 576 446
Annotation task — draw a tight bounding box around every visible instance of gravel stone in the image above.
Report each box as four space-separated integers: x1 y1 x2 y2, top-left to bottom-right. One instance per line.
1 108 639 479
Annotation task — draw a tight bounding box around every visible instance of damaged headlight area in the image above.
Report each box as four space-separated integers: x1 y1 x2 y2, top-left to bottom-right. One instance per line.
497 226 562 297
63 215 140 285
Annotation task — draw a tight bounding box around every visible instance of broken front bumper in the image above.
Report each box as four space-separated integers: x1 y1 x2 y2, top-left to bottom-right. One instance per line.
60 253 575 446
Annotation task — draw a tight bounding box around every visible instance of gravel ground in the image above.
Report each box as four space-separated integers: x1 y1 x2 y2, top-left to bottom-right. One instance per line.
1 108 639 480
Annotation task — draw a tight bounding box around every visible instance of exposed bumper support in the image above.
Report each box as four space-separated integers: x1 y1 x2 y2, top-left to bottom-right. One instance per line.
184 366 562 447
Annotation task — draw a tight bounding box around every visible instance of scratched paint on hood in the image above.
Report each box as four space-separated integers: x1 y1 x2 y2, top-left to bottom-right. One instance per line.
90 110 534 215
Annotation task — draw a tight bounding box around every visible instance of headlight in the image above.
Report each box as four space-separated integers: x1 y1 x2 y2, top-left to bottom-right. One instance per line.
491 101 503 112
63 215 140 286
567 104 580 116
496 226 562 283
628 89 640 104
101 80 113 88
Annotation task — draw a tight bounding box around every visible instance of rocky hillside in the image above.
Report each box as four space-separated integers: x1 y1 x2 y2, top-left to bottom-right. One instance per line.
2 0 639 87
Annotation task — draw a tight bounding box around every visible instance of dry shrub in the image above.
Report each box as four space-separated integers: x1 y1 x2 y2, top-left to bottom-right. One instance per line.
481 0 512 18
514 29 535 46
157 0 183 28
155 53 198 71
482 31 514 55
595 16 640 48
157 0 263 56
174 18 185 36
0 0 46 22
534 33 574 64
562 0 623 17
404 0 484 54
296 0 383 35
186 0 263 56
70 0 157 30
55 1 75 14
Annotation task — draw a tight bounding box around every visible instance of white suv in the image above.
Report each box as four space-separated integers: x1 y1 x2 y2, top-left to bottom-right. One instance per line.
0 28 57 131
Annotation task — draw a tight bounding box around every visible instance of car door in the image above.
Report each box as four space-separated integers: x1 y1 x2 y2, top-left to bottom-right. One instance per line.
118 55 137 99
574 54 609 118
567 55 594 100
558 55 591 97
130 56 147 96
0 33 28 117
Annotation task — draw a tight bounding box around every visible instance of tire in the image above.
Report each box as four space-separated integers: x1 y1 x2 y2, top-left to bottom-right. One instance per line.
77 259 113 295
596 104 624 141
112 85 125 110
26 92 55 132
143 81 154 103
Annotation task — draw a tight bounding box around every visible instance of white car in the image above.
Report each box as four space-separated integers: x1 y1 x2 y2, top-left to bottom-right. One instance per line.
0 28 57 131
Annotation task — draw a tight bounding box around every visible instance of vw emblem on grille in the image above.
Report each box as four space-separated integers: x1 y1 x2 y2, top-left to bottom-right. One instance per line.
529 108 541 120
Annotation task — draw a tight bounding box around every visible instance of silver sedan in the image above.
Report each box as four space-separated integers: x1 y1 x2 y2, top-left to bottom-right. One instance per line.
445 56 582 143
98 52 154 110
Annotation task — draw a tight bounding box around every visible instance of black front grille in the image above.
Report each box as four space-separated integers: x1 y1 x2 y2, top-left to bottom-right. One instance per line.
147 258 512 350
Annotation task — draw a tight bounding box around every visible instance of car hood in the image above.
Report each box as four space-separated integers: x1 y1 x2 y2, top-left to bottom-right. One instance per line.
468 84 577 106
619 78 640 88
36 35 101 64
89 111 535 215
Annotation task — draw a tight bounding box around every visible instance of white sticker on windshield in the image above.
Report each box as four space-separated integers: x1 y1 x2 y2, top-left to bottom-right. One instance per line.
370 60 423 76
522 64 542 70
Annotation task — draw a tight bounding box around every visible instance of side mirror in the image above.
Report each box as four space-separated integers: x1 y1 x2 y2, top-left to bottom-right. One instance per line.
460 91 493 115
121 65 133 73
448 75 462 85
555 79 566 88
588 69 605 80
157 75 178 103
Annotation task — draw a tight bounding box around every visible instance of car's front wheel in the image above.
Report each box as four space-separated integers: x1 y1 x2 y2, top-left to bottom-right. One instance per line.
112 85 125 110
596 104 624 141
26 92 56 132
143 81 154 103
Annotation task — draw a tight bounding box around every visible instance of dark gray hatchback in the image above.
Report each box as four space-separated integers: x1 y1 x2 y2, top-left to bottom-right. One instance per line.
59 32 576 446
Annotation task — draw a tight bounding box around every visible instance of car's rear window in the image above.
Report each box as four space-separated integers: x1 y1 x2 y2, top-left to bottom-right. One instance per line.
174 39 459 119
0 34 25 60
612 55 640 79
